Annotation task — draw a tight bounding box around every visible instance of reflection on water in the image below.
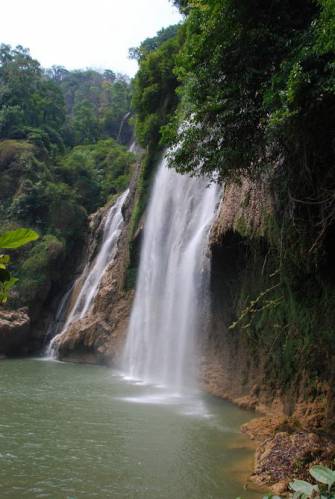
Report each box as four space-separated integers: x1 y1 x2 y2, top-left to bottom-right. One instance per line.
0 359 259 498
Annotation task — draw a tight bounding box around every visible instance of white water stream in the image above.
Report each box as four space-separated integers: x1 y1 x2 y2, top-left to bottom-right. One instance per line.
122 157 219 391
47 188 129 356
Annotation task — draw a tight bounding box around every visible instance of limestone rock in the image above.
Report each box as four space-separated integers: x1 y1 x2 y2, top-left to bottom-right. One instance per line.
209 176 272 247
55 292 133 365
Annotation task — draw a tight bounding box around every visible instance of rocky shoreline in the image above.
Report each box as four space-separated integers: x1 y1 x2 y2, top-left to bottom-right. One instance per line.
201 368 335 495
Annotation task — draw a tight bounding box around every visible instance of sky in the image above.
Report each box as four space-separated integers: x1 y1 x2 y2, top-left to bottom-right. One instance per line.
1 0 182 77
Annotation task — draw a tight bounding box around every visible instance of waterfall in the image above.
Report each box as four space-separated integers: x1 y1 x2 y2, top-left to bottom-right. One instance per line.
45 285 73 345
117 112 131 142
47 189 129 357
64 189 129 324
122 156 219 391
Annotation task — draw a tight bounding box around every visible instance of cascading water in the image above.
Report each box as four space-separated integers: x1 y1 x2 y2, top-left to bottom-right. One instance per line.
122 156 219 392
65 189 129 323
45 285 73 345
117 112 131 142
47 188 129 357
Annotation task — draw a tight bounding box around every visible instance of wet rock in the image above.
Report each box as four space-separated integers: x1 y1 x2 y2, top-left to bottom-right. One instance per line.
56 292 133 365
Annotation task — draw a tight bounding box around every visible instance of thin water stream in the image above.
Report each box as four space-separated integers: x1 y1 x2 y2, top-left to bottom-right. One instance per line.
0 359 259 499
47 188 129 357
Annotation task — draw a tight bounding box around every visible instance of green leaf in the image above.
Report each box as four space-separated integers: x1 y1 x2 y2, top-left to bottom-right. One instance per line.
0 228 39 249
0 254 10 270
290 479 319 495
309 465 335 488
0 277 18 303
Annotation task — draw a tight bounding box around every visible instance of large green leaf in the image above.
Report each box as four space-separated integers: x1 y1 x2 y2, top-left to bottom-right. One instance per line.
290 479 319 496
0 228 39 249
309 465 335 488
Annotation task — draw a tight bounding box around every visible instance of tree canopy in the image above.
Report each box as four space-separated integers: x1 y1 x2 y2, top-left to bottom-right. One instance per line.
0 44 65 151
130 26 184 148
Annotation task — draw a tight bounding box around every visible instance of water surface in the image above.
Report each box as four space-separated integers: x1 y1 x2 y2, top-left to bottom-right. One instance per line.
0 359 259 498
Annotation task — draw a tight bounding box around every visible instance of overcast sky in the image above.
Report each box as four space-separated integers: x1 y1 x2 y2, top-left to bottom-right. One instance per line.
1 0 182 76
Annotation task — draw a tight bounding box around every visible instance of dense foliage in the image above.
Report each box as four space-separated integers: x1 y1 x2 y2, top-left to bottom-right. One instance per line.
129 25 180 62
0 228 38 303
164 0 335 274
0 45 134 314
0 45 65 154
165 1 330 175
131 25 183 148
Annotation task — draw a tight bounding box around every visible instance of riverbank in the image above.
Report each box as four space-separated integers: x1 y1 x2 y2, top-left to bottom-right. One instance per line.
201 361 335 495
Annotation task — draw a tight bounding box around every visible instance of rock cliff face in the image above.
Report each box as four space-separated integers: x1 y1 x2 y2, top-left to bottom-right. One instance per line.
201 177 275 407
202 176 333 428
201 176 335 492
210 178 272 240
0 308 30 356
